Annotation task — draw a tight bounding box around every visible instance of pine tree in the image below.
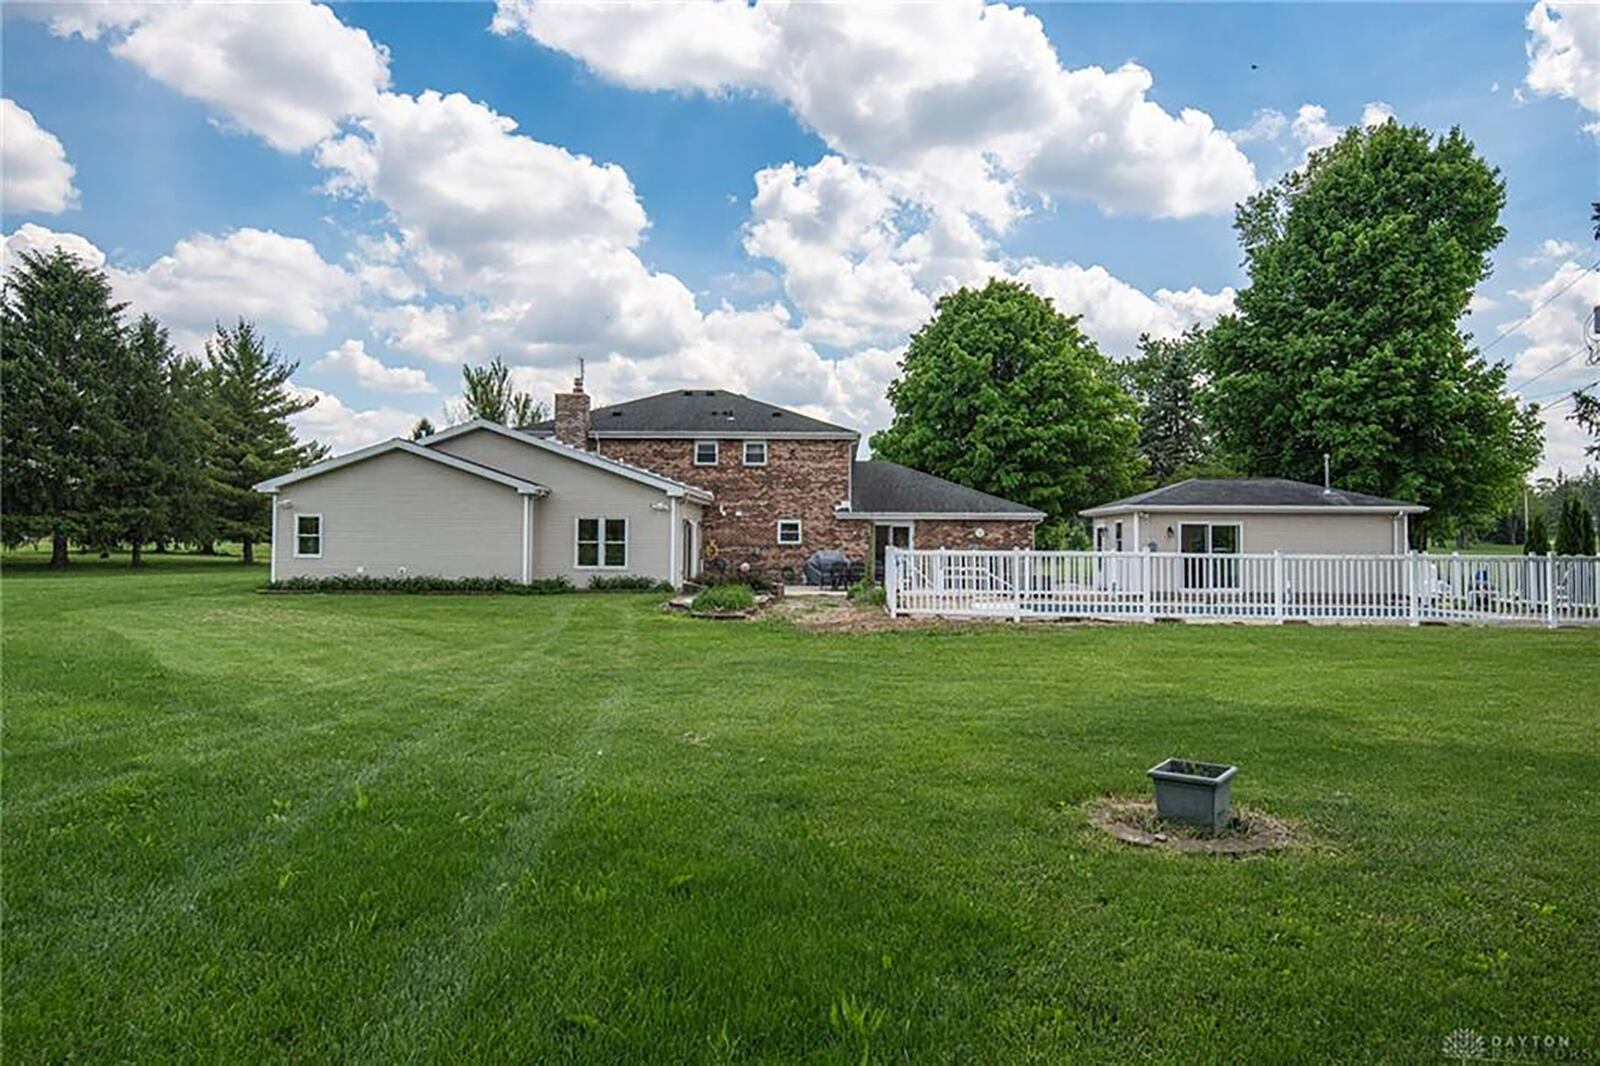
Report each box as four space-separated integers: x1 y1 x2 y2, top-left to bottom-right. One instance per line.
1554 496 1596 556
1123 329 1214 483
448 358 546 426
205 320 326 564
410 417 437 440
1525 512 1550 556
1 248 127 566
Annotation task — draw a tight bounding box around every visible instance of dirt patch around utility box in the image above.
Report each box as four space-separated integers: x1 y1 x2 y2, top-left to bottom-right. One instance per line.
1084 797 1302 855
768 595 965 633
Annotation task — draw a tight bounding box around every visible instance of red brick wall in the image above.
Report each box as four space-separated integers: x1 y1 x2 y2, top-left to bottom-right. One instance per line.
913 519 1037 551
597 438 870 577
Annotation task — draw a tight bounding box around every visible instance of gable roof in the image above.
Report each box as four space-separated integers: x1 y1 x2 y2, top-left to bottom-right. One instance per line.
1081 478 1428 517
253 438 548 495
524 389 857 439
843 460 1044 519
418 419 713 502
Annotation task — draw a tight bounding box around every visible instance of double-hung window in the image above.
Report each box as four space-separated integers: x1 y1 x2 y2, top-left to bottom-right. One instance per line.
776 519 802 545
743 440 768 466
693 440 719 466
576 517 628 568
294 514 322 558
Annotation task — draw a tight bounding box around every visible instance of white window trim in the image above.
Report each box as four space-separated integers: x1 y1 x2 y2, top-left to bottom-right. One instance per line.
777 519 802 545
293 513 323 559
1178 521 1243 554
743 440 768 467
574 515 629 570
693 440 719 466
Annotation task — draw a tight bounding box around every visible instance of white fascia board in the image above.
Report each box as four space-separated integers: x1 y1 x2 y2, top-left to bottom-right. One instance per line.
253 437 547 495
420 419 714 503
1079 502 1429 518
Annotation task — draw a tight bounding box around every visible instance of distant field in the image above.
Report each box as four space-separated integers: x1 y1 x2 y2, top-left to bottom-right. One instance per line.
4 552 1597 1061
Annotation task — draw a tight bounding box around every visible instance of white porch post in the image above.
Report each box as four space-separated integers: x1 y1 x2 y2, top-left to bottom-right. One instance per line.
885 546 898 617
1406 550 1419 626
1141 549 1152 621
521 494 532 584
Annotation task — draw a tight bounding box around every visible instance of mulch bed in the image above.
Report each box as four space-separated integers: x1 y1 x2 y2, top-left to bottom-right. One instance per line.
1083 797 1303 855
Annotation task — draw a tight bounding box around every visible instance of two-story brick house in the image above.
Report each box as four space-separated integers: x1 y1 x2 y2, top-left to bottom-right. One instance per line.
527 383 1043 578
256 379 1041 588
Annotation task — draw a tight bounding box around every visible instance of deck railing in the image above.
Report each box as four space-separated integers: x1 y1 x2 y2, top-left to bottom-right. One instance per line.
882 548 1600 627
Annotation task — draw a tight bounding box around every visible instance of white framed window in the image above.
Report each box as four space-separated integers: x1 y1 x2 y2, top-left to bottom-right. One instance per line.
742 440 768 466
294 513 322 558
693 440 719 466
575 517 628 569
1114 520 1124 552
776 519 802 545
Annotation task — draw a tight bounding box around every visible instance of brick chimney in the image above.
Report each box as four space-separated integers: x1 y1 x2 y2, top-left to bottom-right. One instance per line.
553 375 591 448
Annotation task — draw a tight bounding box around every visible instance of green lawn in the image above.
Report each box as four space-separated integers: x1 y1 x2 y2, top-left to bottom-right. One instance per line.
4 554 1598 1062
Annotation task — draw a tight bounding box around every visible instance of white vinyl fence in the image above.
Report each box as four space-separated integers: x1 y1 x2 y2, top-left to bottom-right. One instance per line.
883 548 1600 627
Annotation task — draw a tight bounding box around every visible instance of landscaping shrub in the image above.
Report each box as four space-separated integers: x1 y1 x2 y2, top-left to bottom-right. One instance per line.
691 569 776 593
267 574 572 594
587 575 673 592
848 580 886 607
691 583 756 613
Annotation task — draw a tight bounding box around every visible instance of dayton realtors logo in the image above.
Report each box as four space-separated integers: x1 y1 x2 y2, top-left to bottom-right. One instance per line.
1442 1027 1588 1062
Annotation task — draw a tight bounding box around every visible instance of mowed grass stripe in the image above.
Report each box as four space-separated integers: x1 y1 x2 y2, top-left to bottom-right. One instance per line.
3 552 1596 1061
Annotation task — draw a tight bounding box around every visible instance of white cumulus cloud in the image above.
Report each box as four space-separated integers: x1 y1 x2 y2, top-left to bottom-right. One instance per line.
1525 1 1600 128
493 0 1258 221
2 99 79 213
315 339 436 394
35 0 391 152
288 384 424 452
3 224 105 270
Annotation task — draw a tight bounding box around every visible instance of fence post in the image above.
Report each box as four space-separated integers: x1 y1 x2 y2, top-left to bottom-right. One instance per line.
1545 552 1557 628
1406 550 1420 626
1142 549 1153 621
1012 546 1024 622
1273 549 1284 623
884 546 898 617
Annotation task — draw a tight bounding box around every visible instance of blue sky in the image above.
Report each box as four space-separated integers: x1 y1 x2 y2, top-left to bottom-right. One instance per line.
3 1 1597 473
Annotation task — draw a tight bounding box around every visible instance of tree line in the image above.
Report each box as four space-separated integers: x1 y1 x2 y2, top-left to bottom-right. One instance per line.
2 249 325 567
871 121 1596 549
1 249 559 569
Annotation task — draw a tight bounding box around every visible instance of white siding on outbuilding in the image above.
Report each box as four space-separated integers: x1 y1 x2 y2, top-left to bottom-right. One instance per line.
428 428 696 586
270 449 524 580
1097 510 1407 556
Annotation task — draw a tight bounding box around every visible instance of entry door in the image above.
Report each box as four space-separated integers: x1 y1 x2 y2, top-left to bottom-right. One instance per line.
874 524 912 580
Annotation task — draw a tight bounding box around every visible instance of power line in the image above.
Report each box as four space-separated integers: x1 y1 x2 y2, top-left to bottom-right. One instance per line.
1480 258 1598 355
1506 344 1589 393
1525 377 1599 406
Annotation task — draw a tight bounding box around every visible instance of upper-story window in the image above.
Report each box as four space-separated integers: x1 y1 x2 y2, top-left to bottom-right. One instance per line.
743 440 768 466
693 440 718 466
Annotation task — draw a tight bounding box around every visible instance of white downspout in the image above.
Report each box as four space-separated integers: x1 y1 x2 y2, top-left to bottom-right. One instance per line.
669 496 680 589
521 494 532 584
268 494 277 582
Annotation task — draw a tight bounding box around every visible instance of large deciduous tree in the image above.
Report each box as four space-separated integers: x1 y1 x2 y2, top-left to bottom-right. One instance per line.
1202 122 1541 543
1 249 126 566
449 358 546 426
869 280 1144 540
205 320 325 564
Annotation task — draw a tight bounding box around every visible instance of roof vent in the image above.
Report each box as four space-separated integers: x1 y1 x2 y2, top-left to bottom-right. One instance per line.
704 390 717 397
771 410 783 417
610 410 623 417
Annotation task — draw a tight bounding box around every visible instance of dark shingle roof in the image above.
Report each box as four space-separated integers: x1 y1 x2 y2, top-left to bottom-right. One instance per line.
524 389 856 438
849 460 1044 517
1081 478 1427 515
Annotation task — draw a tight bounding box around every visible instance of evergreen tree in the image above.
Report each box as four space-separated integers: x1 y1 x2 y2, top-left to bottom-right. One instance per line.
1554 496 1596 556
1 248 126 566
409 417 437 440
448 358 546 426
90 315 191 566
870 280 1144 537
1122 329 1214 483
1525 512 1550 556
1203 123 1542 543
205 320 325 564
165 353 223 551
